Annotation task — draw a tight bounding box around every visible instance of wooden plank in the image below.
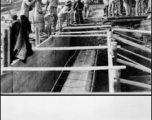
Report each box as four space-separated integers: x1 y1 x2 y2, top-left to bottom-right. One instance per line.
120 79 151 89
113 35 151 53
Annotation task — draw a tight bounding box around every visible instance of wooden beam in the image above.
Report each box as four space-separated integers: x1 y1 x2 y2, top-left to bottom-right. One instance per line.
107 30 115 93
119 47 151 62
63 25 111 30
113 35 151 53
1 66 126 72
114 31 145 43
120 79 151 89
51 34 107 37
113 28 151 34
57 30 107 34
117 59 151 73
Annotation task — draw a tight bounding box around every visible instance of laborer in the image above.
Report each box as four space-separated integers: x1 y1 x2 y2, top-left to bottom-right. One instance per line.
73 0 84 24
145 0 151 15
122 0 130 16
58 1 73 23
83 0 90 18
108 0 118 17
135 0 145 16
44 0 59 32
33 0 45 33
20 0 37 33
103 0 109 16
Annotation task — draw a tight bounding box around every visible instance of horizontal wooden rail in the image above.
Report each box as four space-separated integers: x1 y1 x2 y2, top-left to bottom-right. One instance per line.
33 46 109 51
1 66 126 71
120 79 151 89
113 28 151 34
113 35 151 53
63 25 111 30
119 47 151 62
50 34 107 37
57 30 107 34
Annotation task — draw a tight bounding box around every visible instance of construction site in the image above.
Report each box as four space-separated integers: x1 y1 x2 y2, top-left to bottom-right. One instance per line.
1 0 151 93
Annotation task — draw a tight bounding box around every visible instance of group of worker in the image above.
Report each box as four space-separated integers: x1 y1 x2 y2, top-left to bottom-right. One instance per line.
17 0 90 34
103 0 151 17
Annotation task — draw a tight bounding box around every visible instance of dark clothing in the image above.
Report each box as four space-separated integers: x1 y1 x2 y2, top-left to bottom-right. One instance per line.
73 1 84 24
10 16 33 63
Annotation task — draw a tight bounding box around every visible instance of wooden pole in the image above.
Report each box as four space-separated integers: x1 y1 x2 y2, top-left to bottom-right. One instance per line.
117 59 151 73
120 79 151 89
2 29 10 67
107 29 115 93
113 35 151 53
35 26 40 45
59 19 62 32
111 41 121 92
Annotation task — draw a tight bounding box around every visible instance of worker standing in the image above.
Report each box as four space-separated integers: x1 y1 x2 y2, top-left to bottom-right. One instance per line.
73 0 84 24
44 0 59 32
58 1 73 23
83 0 90 18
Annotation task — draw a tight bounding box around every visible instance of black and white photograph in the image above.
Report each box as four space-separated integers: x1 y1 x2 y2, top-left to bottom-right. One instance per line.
1 0 151 93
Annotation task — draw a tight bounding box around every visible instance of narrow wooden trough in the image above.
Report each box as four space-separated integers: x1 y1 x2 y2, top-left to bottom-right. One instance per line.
61 50 97 93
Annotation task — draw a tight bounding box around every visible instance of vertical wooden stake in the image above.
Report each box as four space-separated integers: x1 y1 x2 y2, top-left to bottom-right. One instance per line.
35 26 40 45
107 29 115 93
111 41 121 92
2 29 10 67
48 24 52 36
59 19 62 32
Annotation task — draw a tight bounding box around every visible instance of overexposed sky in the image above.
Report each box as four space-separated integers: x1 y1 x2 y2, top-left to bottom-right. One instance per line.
1 96 151 120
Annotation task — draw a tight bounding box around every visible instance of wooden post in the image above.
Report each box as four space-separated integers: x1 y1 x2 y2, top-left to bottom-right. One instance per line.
107 29 115 93
59 19 62 32
35 26 40 45
67 13 69 27
111 41 121 92
2 29 10 67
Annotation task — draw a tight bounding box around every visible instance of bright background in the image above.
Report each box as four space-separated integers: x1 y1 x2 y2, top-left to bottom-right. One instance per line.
1 96 151 120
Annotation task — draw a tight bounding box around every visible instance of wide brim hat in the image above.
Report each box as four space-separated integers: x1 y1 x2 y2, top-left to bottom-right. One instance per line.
65 1 72 6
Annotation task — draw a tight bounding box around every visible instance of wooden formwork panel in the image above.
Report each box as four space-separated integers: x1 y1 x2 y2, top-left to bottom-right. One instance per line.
61 50 96 93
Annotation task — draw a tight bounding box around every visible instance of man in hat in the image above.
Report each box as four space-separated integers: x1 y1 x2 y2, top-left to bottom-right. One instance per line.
58 1 73 23
44 0 59 32
73 0 84 24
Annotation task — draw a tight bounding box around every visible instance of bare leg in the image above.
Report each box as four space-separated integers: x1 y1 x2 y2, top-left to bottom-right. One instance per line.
123 0 129 16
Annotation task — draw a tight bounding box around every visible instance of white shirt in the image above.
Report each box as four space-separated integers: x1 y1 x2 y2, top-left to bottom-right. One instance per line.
58 6 69 20
20 0 34 18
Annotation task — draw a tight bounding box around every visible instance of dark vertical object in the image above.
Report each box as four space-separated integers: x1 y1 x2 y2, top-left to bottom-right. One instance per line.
2 29 10 67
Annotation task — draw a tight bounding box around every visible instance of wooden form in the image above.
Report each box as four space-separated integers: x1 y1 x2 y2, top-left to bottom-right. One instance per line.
2 29 10 67
117 59 151 73
113 35 151 53
1 66 126 72
119 47 151 62
120 79 151 89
